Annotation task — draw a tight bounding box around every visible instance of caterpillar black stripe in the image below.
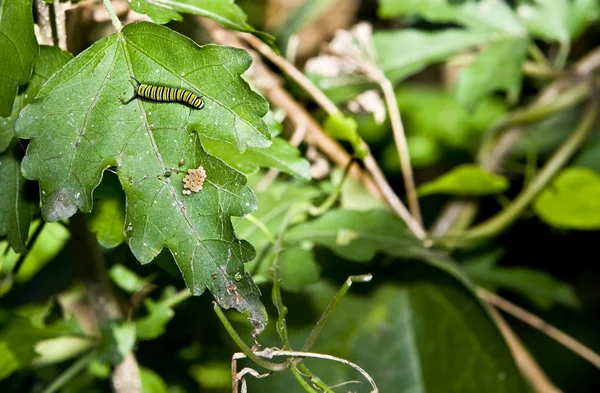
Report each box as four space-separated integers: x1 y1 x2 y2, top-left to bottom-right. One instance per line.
123 78 204 109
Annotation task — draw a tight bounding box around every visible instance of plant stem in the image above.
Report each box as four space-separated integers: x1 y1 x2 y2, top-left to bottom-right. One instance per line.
379 77 422 226
244 214 276 245
290 367 320 393
462 100 598 241
213 302 288 372
70 213 141 393
479 288 600 369
39 351 96 393
303 274 372 352
102 0 123 32
528 43 551 67
160 288 192 309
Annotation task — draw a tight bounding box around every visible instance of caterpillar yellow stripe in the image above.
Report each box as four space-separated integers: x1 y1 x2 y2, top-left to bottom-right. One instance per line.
124 78 204 109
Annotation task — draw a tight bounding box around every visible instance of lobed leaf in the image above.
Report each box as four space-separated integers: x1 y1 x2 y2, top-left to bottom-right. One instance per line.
15 22 271 333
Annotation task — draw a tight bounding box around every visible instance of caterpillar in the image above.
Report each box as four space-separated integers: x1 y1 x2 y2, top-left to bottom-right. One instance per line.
123 78 204 109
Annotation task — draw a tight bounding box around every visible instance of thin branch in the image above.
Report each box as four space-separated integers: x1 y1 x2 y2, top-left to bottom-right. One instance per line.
236 27 426 238
250 349 379 393
480 289 600 369
39 351 97 393
378 76 422 225
239 33 339 116
101 0 123 32
303 274 372 352
461 100 598 241
486 306 563 393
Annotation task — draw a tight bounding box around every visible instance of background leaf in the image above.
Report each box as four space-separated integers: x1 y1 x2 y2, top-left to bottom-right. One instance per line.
15 22 271 333
128 0 275 44
285 209 434 262
462 249 580 309
417 164 509 196
0 0 38 117
0 144 36 254
203 136 311 180
251 263 529 393
534 167 600 229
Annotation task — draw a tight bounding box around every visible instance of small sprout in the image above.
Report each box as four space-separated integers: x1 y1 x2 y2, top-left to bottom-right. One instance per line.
234 272 243 282
182 166 207 195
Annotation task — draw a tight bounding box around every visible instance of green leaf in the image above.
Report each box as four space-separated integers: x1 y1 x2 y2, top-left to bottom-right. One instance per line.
534 167 600 229
0 0 39 117
379 0 525 36
250 263 529 393
0 47 71 254
89 197 125 248
141 366 169 393
128 0 275 45
418 164 509 196
15 22 269 334
517 0 599 42
0 309 79 381
15 221 70 283
97 320 136 365
396 84 507 150
135 299 175 340
1 46 72 153
457 38 528 110
573 138 600 173
276 0 339 51
285 209 433 262
109 264 147 293
279 246 320 292
462 249 580 309
203 136 311 180
375 29 494 84
0 144 36 254
323 113 366 158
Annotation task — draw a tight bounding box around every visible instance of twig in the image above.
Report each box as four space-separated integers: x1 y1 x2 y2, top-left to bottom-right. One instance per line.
303 274 372 352
39 351 97 393
377 76 422 225
237 28 426 238
461 100 598 241
101 0 123 32
239 33 339 116
480 289 600 369
239 349 379 393
485 306 563 393
70 213 141 393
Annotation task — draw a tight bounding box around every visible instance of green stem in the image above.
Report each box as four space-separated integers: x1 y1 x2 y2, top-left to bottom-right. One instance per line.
462 100 598 241
296 364 336 393
310 158 355 216
40 351 96 393
244 214 276 244
290 366 320 393
528 43 550 67
160 288 192 309
102 0 123 32
213 302 288 372
302 274 373 352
